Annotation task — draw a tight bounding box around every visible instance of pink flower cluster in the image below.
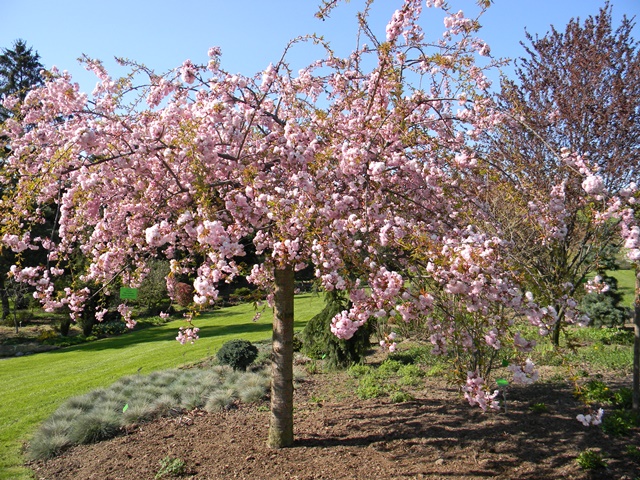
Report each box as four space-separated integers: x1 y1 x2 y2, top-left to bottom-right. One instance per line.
463 372 500 411
576 408 604 427
379 332 397 352
508 359 539 385
176 327 200 345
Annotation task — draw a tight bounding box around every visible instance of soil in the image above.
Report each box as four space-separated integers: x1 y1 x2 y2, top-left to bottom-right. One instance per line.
28 363 639 480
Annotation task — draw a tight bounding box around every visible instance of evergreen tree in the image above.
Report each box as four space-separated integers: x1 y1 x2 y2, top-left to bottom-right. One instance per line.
0 40 44 323
0 39 44 121
580 274 631 328
301 290 373 369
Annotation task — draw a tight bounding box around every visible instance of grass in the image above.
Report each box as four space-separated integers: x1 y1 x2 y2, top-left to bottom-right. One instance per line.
0 293 322 480
606 269 635 309
347 358 426 401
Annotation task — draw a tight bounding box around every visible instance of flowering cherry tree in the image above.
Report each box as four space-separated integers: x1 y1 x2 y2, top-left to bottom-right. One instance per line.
3 0 637 445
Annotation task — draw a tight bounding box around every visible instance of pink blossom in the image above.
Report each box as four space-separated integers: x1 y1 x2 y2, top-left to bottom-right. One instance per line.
117 304 136 329
380 331 398 352
508 359 538 385
582 175 605 195
176 326 200 345
463 372 500 411
577 408 604 427
180 60 197 84
95 308 108 322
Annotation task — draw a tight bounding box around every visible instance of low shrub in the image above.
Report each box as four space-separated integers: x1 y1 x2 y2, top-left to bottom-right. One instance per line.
356 375 386 399
156 456 186 479
576 449 607 470
390 390 414 403
92 319 128 337
216 339 258 371
601 410 639 437
578 380 612 404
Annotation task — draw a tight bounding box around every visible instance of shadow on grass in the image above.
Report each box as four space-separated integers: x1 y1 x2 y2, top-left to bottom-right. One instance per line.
43 313 310 355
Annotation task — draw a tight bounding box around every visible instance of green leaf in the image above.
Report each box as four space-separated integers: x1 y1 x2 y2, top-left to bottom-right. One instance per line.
502 359 509 367
123 404 129 413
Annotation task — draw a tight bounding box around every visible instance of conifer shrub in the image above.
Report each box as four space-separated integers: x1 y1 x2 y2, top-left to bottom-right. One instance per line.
301 290 374 369
579 274 630 328
216 339 259 371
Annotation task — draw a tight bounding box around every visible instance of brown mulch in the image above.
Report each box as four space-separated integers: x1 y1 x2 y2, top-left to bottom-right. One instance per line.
27 365 639 480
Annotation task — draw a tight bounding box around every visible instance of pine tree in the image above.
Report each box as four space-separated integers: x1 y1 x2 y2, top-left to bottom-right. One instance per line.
0 40 44 323
0 39 44 121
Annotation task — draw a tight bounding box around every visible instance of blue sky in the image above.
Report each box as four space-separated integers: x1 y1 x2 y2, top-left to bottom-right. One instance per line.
1 0 639 93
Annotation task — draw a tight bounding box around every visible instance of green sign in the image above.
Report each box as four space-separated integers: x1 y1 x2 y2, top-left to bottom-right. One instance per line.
496 378 509 387
119 287 138 300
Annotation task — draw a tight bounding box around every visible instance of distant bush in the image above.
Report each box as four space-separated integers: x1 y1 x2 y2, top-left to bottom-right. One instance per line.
216 339 259 371
37 330 59 344
174 282 194 307
580 274 630 328
137 259 171 314
92 319 128 338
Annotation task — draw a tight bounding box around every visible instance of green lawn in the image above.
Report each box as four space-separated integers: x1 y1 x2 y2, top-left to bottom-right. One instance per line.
606 269 635 309
0 293 322 480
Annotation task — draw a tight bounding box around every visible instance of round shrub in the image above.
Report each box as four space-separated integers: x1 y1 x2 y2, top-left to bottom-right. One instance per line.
216 339 258 371
92 319 128 337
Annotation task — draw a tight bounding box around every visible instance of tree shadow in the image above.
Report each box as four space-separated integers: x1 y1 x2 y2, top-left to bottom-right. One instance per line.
293 381 634 479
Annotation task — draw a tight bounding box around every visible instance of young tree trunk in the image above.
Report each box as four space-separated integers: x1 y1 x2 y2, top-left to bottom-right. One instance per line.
551 307 564 346
267 265 295 448
633 267 640 412
552 321 561 346
0 275 10 321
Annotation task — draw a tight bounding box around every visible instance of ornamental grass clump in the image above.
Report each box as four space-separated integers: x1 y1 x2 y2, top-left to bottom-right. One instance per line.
69 410 121 444
28 365 269 460
204 389 236 412
236 371 270 403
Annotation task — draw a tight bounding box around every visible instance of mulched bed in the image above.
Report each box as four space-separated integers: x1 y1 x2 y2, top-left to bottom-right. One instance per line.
28 367 638 480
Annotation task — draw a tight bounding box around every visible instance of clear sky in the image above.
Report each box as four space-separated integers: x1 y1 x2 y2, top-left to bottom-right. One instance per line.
1 0 639 93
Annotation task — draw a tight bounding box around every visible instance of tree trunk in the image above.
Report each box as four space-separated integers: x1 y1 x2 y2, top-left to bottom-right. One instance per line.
267 265 295 448
0 275 10 321
551 307 564 346
633 267 640 412
552 321 561 346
